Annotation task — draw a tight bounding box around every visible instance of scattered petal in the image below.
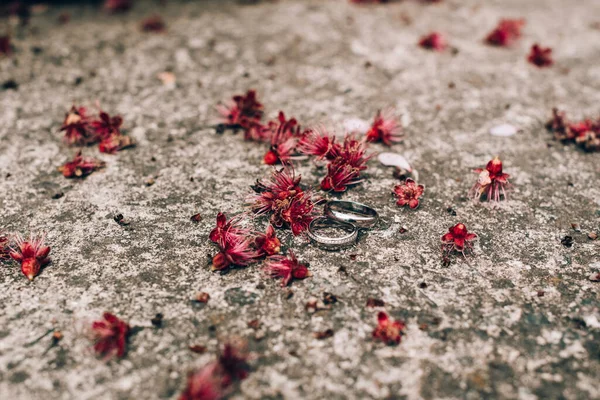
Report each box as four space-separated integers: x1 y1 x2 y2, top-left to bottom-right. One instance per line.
490 123 518 137
378 152 412 171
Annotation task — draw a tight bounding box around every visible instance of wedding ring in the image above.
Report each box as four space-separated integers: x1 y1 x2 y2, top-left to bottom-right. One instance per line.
307 216 358 249
324 201 379 229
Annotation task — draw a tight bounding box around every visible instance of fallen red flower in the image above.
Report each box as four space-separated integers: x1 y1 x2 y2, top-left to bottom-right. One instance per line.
528 44 553 67
320 135 371 192
9 234 51 281
262 112 303 165
545 108 600 152
264 250 312 286
91 312 130 360
469 157 510 202
98 133 135 154
249 168 315 235
255 225 281 256
60 106 96 145
58 151 106 178
141 16 166 32
209 213 260 271
180 362 224 400
217 339 251 386
297 128 339 160
441 223 477 256
393 178 424 209
485 19 525 46
372 312 405 346
216 90 264 135
91 111 123 140
366 109 403 146
419 32 447 51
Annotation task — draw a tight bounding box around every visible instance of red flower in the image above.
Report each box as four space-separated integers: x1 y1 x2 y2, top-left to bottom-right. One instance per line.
528 44 553 67
264 250 312 286
58 151 106 178
255 225 281 256
262 112 303 165
419 32 447 51
104 0 132 13
91 312 130 360
372 312 405 346
365 109 403 146
469 157 510 202
280 192 315 235
249 168 315 235
60 106 96 145
297 128 340 160
393 178 424 209
9 234 51 281
141 16 166 33
441 223 477 255
98 133 135 154
209 213 259 271
546 109 600 152
180 362 224 400
216 90 264 134
320 135 371 192
485 19 525 46
91 111 123 140
0 35 12 56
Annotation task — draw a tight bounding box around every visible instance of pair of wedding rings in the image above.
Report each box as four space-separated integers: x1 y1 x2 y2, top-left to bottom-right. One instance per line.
307 201 379 249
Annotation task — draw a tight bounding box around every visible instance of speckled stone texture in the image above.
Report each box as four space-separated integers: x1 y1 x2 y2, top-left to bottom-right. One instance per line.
1 0 599 399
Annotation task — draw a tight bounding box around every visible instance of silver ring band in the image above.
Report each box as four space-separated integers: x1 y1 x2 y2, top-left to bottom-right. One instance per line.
324 201 379 229
307 216 358 249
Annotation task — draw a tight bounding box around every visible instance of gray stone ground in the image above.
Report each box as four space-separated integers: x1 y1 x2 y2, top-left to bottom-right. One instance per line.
1 0 599 399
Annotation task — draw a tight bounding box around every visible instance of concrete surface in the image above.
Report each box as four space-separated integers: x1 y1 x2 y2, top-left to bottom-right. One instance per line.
0 0 599 399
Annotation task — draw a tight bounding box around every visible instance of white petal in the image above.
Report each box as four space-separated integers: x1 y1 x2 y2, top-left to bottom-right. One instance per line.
378 152 412 171
490 124 518 137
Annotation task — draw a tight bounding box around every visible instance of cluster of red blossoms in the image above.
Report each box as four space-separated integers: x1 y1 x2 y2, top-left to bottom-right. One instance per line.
249 168 315 235
218 90 396 192
61 106 134 154
209 212 281 271
180 339 251 400
546 108 600 152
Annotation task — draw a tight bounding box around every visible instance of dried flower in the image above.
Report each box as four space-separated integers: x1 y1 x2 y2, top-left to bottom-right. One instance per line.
60 106 95 145
441 223 477 256
98 133 135 154
180 362 224 400
262 112 303 165
58 151 105 178
297 128 339 160
528 44 553 67
249 168 315 235
9 234 51 281
419 32 447 51
141 16 166 33
255 225 281 256
372 312 405 345
320 134 371 192
0 35 12 56
393 178 424 209
104 0 132 13
264 250 312 286
485 19 525 46
209 213 259 271
365 109 403 146
91 111 123 140
216 90 264 134
91 312 130 360
469 157 510 202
